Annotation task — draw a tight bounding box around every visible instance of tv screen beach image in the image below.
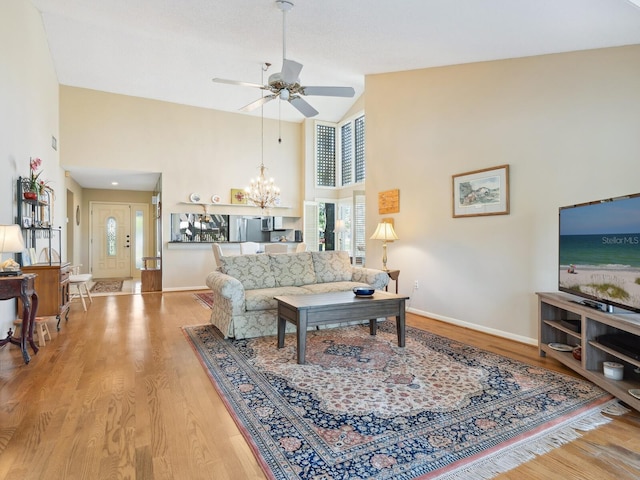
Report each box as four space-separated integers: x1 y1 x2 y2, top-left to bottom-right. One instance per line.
559 195 640 312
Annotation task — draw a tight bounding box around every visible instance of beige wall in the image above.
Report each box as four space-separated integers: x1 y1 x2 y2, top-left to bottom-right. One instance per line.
60 87 303 289
366 45 640 342
0 0 62 332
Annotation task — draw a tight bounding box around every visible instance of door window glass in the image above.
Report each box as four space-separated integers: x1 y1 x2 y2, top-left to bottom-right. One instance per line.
107 217 117 256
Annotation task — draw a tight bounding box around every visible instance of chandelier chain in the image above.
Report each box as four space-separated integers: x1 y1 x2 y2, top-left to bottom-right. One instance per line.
245 62 281 212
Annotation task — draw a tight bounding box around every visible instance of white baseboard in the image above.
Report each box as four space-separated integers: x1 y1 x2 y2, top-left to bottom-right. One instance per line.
161 285 209 292
406 307 537 347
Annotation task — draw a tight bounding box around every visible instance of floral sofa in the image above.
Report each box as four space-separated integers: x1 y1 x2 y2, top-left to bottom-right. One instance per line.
205 250 389 339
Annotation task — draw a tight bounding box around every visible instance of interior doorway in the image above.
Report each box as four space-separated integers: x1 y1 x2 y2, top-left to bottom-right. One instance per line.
90 202 149 279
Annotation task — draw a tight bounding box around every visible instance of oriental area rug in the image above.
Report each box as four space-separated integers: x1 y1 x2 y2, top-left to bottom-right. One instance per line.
182 322 621 480
193 292 214 309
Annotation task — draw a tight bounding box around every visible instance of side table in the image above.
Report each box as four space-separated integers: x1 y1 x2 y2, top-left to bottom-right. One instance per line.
0 274 39 363
384 269 400 294
141 256 162 292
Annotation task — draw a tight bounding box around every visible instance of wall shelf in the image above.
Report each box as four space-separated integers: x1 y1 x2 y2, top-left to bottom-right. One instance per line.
178 201 292 209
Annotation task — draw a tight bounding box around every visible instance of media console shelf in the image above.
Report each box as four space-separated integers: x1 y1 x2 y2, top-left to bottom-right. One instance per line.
538 292 640 411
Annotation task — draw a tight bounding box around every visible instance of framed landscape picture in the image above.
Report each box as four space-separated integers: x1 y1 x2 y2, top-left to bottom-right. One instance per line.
452 164 510 218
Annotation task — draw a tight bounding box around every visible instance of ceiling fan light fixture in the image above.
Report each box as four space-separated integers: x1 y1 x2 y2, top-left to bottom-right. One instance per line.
211 0 354 118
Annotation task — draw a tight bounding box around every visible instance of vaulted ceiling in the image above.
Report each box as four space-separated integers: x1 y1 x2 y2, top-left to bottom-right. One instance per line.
33 0 640 124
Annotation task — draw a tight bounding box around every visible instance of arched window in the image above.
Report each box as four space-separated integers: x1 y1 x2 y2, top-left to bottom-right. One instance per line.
106 216 117 256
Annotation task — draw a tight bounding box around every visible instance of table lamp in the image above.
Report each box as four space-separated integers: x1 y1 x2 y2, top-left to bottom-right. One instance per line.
370 222 398 271
0 224 25 276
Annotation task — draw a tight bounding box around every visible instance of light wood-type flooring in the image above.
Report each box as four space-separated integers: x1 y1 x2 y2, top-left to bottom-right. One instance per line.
0 291 639 479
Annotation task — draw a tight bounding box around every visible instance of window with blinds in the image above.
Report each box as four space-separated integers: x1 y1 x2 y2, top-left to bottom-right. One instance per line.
341 123 352 186
315 114 365 188
316 124 336 187
354 115 365 183
354 192 366 266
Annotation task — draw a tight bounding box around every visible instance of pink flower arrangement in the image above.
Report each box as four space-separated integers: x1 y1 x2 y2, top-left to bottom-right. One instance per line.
29 157 43 192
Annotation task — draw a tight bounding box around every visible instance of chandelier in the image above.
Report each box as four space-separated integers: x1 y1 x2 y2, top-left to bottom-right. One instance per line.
246 163 280 212
245 63 281 213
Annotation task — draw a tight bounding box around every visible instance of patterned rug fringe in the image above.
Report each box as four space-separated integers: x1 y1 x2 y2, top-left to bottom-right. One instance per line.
433 399 621 479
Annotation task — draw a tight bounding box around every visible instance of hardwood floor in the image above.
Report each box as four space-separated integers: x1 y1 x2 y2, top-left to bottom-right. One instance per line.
0 291 639 479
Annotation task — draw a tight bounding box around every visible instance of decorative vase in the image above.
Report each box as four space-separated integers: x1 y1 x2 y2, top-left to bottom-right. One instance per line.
23 191 38 201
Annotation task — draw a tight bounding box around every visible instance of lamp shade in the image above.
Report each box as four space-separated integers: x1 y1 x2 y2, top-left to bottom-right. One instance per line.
370 222 399 241
0 225 24 253
334 219 346 233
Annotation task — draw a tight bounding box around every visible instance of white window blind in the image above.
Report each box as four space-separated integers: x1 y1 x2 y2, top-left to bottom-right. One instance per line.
303 201 319 252
316 124 336 187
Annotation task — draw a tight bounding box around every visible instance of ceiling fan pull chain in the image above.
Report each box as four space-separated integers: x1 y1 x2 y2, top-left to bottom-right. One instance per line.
279 101 282 144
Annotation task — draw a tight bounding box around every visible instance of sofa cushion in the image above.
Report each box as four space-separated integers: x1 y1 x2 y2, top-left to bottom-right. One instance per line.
245 286 309 311
311 251 353 283
269 252 317 287
219 254 276 290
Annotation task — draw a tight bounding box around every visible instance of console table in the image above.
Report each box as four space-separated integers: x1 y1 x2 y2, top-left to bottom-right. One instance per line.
0 274 39 364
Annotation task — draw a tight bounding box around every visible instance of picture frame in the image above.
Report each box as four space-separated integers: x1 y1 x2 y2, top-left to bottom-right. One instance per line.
378 189 400 214
230 188 247 205
29 247 37 265
452 164 510 218
21 249 31 267
22 217 32 228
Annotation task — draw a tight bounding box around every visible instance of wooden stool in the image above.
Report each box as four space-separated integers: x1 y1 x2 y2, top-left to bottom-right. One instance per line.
13 317 52 346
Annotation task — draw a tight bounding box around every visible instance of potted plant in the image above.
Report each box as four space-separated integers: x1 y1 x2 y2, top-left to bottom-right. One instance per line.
24 157 42 200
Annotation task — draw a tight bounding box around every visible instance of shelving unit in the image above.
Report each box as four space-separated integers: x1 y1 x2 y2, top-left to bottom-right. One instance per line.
16 177 70 327
538 292 640 410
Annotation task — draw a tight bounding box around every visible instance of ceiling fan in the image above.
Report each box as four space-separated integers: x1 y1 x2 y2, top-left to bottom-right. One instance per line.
212 0 355 118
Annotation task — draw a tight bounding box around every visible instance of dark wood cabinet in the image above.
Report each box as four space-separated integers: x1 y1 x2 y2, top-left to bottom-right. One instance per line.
20 263 70 329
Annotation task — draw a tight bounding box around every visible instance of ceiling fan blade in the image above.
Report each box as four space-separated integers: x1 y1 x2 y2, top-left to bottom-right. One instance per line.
240 95 277 112
289 96 319 118
281 59 303 84
301 86 355 98
212 78 265 89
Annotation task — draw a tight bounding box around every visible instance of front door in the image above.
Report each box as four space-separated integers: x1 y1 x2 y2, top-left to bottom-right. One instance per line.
91 203 132 278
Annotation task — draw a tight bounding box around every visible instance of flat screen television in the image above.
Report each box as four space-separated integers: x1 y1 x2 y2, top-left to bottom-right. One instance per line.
559 193 640 313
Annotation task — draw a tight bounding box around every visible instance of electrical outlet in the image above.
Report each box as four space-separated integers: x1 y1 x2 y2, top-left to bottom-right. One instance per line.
414 280 419 289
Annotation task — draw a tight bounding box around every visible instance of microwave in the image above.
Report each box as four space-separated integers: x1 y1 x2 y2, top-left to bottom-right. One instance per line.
261 216 283 231
261 217 273 231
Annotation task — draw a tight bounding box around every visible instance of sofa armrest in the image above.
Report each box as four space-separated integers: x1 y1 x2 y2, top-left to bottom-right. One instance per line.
351 267 389 290
205 270 246 314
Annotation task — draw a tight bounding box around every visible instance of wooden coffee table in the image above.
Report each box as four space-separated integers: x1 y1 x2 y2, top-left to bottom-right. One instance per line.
275 290 409 364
